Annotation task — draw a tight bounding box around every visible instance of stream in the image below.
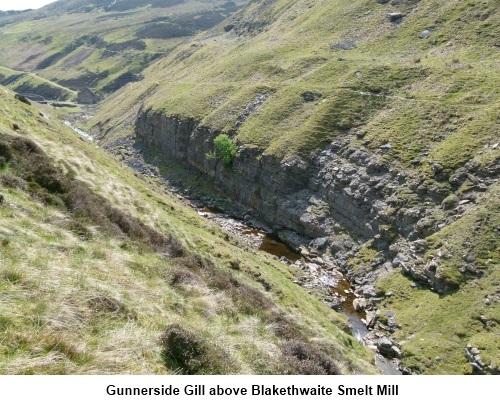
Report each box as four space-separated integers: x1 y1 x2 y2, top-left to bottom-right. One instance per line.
197 208 401 375
62 121 401 374
64 120 94 141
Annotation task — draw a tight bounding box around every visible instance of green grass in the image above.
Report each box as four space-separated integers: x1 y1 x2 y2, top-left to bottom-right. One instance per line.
90 0 500 375
18 0 499 375
377 268 499 375
93 0 499 161
0 66 76 101
0 85 376 374
0 1 249 95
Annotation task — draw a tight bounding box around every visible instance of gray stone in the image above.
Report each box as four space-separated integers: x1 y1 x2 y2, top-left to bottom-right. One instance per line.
377 337 401 358
391 346 402 358
378 337 392 349
365 310 379 328
311 237 328 249
432 163 444 174
442 194 459 210
353 298 367 312
419 30 431 39
14 93 31 105
393 253 409 267
388 13 403 23
330 40 357 50
299 246 310 256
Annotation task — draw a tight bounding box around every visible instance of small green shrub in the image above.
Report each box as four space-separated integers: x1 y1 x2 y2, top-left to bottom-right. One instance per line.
206 134 237 166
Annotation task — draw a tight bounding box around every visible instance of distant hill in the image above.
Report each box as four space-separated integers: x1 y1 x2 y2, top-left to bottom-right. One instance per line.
0 1 247 97
0 9 31 17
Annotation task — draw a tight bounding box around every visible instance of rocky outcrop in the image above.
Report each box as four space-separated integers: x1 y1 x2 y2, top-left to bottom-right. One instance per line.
136 110 393 241
466 344 499 375
134 110 497 295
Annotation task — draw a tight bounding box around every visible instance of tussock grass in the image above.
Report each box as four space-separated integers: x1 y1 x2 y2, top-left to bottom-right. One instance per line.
0 87 376 374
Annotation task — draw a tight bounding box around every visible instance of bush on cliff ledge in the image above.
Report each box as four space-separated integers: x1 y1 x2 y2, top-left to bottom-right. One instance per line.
207 134 238 166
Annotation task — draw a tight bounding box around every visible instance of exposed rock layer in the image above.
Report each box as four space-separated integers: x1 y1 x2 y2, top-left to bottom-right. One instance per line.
135 109 498 296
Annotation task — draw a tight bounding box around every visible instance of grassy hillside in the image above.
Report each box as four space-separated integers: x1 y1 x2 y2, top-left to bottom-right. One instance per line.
0 66 76 102
90 0 499 374
92 0 499 177
0 0 248 95
0 85 376 374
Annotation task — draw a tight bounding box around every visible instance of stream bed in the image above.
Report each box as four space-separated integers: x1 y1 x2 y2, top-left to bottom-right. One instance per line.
198 207 401 375
63 121 400 374
64 120 94 141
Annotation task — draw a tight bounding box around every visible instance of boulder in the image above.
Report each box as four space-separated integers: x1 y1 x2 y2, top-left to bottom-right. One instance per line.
14 94 31 105
388 13 404 23
330 40 357 50
419 29 431 39
353 298 367 312
365 309 379 328
377 337 401 358
442 194 459 210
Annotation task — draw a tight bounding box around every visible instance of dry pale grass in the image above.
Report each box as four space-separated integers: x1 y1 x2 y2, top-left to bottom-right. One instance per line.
0 88 376 374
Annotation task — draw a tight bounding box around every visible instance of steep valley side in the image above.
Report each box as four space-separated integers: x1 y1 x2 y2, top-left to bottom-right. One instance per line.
129 107 499 374
88 0 499 375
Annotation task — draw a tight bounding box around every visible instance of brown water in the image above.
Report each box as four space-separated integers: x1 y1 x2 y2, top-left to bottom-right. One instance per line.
250 231 302 262
198 206 401 374
200 207 302 261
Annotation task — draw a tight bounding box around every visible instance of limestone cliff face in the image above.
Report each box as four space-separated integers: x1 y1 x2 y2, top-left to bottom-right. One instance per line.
135 108 497 295
136 108 322 236
136 109 404 242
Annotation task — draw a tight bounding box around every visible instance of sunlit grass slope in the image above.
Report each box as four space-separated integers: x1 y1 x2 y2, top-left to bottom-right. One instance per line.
0 86 376 374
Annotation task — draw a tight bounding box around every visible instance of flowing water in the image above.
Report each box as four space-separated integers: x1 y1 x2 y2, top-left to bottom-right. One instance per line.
64 121 94 141
57 126 400 373
199 206 401 374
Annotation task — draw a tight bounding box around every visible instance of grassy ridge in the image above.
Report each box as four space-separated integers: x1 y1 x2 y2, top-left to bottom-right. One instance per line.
93 0 499 162
0 1 248 95
0 66 76 101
